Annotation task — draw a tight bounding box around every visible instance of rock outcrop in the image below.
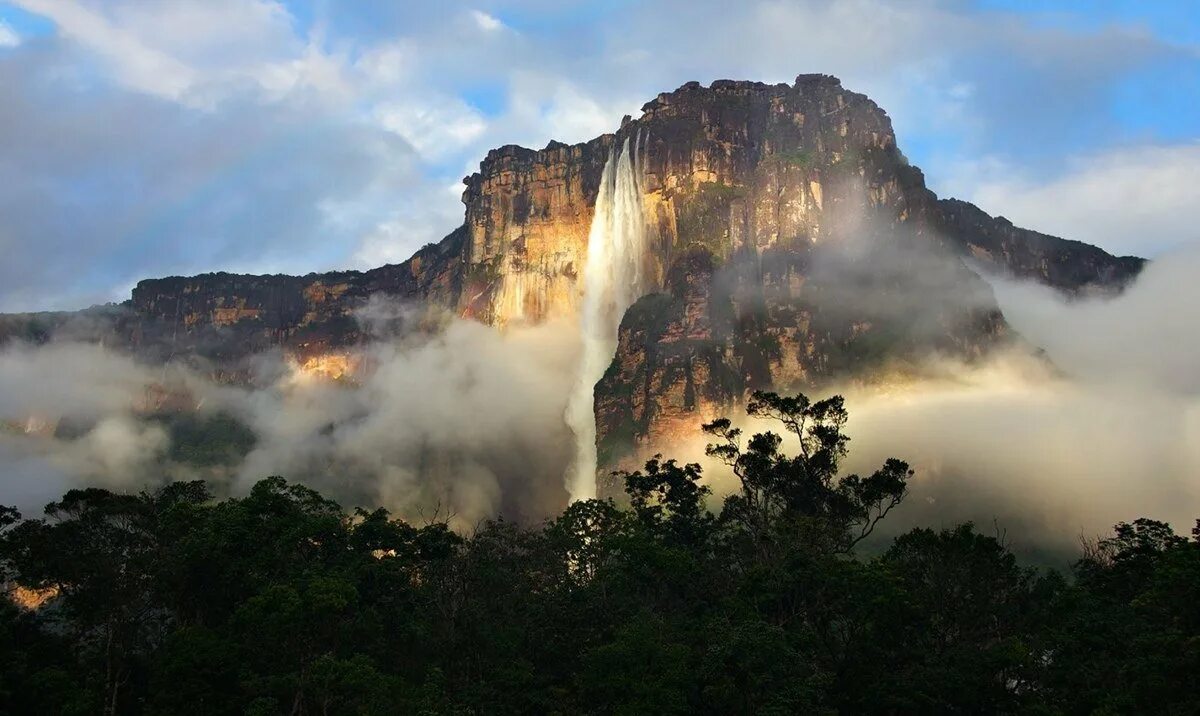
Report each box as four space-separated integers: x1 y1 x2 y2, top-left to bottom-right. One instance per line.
0 74 1145 471
454 75 1142 322
0 228 467 371
935 198 1145 292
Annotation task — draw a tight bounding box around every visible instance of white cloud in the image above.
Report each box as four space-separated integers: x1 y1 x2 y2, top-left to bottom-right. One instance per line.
375 96 487 159
540 82 622 144
14 0 198 100
107 0 293 61
248 37 354 104
0 315 581 524
470 9 503 33
0 0 1192 311
11 0 347 107
354 219 416 267
952 143 1200 257
354 40 415 87
496 73 636 148
993 240 1200 393
0 20 21 48
351 182 465 267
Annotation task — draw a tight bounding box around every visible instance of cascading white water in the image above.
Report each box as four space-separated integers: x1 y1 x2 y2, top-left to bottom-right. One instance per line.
564 133 648 501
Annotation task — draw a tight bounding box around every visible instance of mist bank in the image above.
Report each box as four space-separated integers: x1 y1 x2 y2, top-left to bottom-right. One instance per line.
841 359 1200 556
0 303 580 528
1 242 1197 552
654 241 1200 558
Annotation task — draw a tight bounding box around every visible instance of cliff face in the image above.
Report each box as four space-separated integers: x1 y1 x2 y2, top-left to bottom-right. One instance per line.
593 235 1013 470
458 75 933 326
935 198 1145 293
0 74 1145 469
451 76 1143 470
454 75 1142 325
458 142 608 325
79 227 468 371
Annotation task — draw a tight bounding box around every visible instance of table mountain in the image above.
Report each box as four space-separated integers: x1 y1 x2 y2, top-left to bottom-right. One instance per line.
0 74 1144 470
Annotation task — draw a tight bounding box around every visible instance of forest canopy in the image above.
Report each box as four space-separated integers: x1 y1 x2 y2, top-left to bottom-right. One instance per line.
1 391 1197 715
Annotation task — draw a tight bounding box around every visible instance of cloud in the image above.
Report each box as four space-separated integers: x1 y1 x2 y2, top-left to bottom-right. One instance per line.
470 10 504 33
12 0 198 101
661 238 1200 559
950 143 1200 257
0 46 422 311
0 303 582 528
0 20 21 48
375 96 488 159
0 0 1194 314
991 241 1200 393
836 357 1200 558
9 0 338 107
353 40 416 87
0 341 212 508
351 182 465 267
228 303 580 526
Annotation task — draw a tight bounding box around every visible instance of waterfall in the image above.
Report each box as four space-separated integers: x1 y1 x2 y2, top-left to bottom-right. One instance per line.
564 133 648 502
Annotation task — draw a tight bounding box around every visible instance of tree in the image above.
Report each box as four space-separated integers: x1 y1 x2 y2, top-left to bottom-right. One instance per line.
1045 518 1200 714
619 457 714 547
0 486 206 715
1 391 1196 714
704 390 911 558
872 524 1045 713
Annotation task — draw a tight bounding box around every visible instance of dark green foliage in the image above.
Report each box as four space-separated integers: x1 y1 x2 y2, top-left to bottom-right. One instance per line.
675 182 747 257
704 391 910 557
0 391 1196 714
1040 519 1200 714
776 148 813 168
162 411 257 467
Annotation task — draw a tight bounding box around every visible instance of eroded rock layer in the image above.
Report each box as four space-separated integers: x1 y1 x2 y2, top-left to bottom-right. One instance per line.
0 74 1145 471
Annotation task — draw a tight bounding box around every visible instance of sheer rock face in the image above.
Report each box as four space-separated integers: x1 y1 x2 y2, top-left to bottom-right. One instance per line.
445 74 1133 470
457 74 939 326
593 235 1016 471
459 142 608 325
453 75 1142 329
0 75 1144 466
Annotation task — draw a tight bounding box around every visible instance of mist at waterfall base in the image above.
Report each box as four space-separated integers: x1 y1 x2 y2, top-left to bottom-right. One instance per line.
0 133 661 524
564 134 650 502
1 230 1197 551
0 303 581 529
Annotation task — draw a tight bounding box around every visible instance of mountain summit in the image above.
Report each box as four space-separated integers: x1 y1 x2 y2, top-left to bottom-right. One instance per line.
0 74 1144 473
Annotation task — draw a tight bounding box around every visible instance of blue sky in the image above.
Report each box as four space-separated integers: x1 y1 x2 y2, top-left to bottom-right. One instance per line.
0 0 1197 311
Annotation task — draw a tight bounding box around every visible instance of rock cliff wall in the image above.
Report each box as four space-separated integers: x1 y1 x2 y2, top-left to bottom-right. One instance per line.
0 74 1146 471
455 75 1142 326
